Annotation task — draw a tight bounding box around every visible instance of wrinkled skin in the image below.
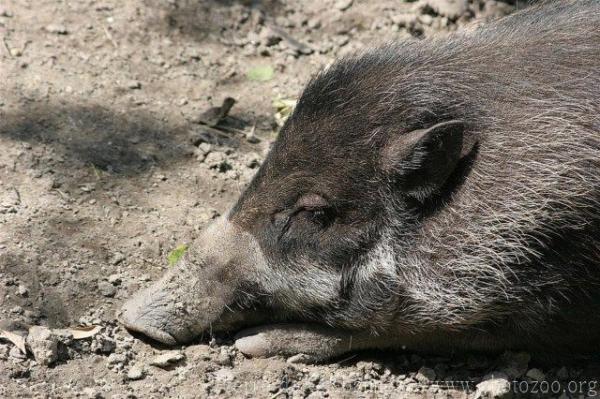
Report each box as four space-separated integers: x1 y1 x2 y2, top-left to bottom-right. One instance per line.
119 1 600 362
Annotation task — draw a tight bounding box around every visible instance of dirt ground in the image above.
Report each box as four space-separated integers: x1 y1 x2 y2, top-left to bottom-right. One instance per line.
1 0 599 398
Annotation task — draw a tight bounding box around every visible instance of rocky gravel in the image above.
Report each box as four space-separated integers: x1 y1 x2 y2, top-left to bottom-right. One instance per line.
1 0 599 398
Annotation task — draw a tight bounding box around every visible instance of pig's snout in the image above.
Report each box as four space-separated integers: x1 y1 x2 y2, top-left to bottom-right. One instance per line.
118 283 180 345
118 217 264 345
118 272 196 345
118 262 238 345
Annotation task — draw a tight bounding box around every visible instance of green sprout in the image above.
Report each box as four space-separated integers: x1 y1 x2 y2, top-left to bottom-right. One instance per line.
167 244 188 266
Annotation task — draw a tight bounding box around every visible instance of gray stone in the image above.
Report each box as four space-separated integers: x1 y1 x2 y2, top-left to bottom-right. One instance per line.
150 351 185 368
335 0 353 11
91 336 116 354
204 152 232 173
309 372 321 385
98 281 116 297
10 305 23 314
475 372 512 399
0 343 10 359
17 284 28 296
415 366 436 384
82 387 102 398
479 0 515 20
214 368 235 383
214 347 233 367
499 351 530 379
111 252 126 265
307 18 321 29
125 80 142 90
107 353 127 365
258 26 281 47
419 14 434 26
525 368 545 381
9 345 27 360
556 366 569 380
45 24 68 34
127 365 145 380
421 0 468 20
108 274 122 285
0 8 13 17
286 353 315 364
27 326 58 366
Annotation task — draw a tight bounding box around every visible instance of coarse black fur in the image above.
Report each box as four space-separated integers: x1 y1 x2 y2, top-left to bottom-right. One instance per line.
122 0 600 358
231 0 600 354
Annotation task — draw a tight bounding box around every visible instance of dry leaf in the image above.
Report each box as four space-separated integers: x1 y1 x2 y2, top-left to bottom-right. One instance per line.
69 325 102 339
0 329 27 354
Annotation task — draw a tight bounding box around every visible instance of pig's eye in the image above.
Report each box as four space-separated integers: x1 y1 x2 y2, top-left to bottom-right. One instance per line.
294 206 334 227
274 193 335 233
292 194 335 228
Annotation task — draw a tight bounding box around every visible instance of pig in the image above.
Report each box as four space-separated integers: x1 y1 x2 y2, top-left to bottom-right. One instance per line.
119 0 600 362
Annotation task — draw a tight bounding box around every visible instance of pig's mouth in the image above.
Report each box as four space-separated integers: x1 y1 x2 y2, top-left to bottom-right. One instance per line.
119 315 178 346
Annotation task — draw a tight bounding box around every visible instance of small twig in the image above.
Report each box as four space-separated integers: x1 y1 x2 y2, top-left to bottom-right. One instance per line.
270 390 285 399
201 124 239 137
54 189 70 202
2 37 13 57
90 163 102 180
12 187 21 205
335 354 357 365
245 121 257 138
103 25 118 48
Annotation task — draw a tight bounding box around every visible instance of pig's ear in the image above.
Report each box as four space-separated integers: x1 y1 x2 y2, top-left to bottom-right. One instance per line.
382 120 468 201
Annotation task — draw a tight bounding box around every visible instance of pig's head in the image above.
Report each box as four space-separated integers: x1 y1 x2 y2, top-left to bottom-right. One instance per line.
119 49 481 344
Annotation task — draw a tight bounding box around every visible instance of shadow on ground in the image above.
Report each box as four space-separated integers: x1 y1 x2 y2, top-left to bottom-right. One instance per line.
144 0 284 42
0 102 192 327
0 102 192 175
0 99 258 328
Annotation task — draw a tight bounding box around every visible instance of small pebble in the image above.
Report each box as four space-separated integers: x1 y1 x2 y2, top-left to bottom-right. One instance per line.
107 353 127 365
127 366 145 381
415 366 436 384
98 281 117 297
111 252 125 265
17 284 28 296
45 24 68 34
9 345 27 360
108 274 122 285
10 306 24 314
475 372 511 399
287 353 314 364
126 80 142 90
150 351 185 368
499 351 530 379
525 368 545 381
27 326 58 366
335 0 353 11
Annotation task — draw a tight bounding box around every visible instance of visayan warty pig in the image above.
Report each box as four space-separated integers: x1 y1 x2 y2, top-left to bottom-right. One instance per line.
119 0 600 361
